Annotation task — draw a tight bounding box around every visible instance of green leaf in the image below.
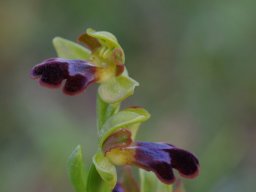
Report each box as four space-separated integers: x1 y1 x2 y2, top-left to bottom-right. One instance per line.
98 75 139 104
96 94 120 133
99 107 150 146
140 169 173 192
53 37 91 60
67 145 87 192
93 152 117 190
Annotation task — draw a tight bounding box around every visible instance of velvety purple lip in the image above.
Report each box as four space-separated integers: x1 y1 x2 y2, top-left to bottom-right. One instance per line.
133 142 199 184
31 57 98 95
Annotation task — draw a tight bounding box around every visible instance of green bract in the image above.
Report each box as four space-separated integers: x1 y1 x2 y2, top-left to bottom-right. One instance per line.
99 107 150 146
98 75 139 104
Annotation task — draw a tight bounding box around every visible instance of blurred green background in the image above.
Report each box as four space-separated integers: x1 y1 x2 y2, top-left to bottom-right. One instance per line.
1 0 256 191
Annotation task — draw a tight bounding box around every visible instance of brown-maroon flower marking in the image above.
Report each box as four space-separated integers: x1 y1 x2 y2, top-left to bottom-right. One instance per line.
103 129 132 154
31 58 99 95
78 33 101 51
112 48 125 76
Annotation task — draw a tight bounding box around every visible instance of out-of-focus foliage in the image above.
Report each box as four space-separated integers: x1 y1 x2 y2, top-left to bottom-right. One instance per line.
0 0 256 191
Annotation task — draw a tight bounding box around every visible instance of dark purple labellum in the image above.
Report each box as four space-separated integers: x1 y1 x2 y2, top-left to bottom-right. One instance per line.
31 58 98 95
169 147 199 179
133 142 199 184
104 129 199 184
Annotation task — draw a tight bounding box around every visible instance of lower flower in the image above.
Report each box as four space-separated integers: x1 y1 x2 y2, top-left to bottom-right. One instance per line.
103 129 199 185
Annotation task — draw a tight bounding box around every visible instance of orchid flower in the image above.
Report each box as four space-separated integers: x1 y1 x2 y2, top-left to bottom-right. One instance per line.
93 107 199 190
31 28 138 103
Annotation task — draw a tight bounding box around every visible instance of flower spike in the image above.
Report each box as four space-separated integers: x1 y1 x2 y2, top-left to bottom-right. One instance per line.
30 28 200 191
31 58 99 95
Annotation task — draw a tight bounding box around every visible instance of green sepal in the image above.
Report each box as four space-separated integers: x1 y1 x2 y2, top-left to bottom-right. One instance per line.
93 152 117 190
67 145 87 192
99 107 150 146
86 28 121 50
86 163 112 192
53 37 91 59
140 169 173 192
98 75 139 104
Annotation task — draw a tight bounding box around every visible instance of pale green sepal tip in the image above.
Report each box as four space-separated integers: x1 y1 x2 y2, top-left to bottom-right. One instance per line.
93 152 117 190
140 169 173 192
86 28 119 48
53 37 91 60
99 107 150 146
98 75 139 104
67 145 87 192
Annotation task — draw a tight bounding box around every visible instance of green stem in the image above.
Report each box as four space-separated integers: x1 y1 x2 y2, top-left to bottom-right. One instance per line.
96 93 120 135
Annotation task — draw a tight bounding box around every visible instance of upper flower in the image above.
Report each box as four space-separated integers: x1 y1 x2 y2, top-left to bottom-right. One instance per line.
31 28 138 103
